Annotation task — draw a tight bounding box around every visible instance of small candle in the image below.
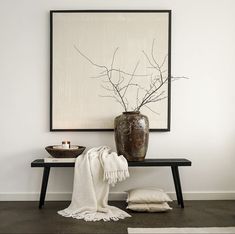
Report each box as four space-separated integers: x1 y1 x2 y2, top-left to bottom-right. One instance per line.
62 141 70 149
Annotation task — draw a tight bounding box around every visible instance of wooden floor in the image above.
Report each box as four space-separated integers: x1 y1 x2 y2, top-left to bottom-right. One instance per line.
0 201 235 234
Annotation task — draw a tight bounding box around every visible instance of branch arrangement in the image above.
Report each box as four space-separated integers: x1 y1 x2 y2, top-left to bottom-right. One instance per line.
74 39 186 113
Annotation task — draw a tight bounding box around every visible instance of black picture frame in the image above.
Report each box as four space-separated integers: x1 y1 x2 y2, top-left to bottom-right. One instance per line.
50 10 171 132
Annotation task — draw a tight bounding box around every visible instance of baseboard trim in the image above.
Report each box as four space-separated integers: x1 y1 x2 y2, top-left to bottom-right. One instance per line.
1 191 235 201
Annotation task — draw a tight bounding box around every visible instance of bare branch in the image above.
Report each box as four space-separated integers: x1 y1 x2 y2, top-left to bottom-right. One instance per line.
99 95 125 109
124 97 129 111
143 105 160 115
144 96 167 107
119 83 139 92
74 45 108 71
171 76 189 81
89 74 107 79
136 87 140 110
151 39 159 68
160 54 168 69
74 44 129 111
74 40 186 112
122 61 140 98
146 91 166 103
108 68 149 77
110 47 119 79
101 84 114 92
111 48 119 68
142 50 156 69
137 76 169 111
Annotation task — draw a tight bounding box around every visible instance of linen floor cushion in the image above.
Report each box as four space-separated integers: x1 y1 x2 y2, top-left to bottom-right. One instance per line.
127 202 172 212
126 187 172 204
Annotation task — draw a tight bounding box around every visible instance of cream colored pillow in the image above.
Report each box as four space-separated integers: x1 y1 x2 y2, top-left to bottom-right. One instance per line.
127 202 172 212
126 187 172 204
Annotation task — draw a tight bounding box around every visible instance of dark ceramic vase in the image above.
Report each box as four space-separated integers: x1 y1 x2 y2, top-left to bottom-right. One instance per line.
114 111 149 161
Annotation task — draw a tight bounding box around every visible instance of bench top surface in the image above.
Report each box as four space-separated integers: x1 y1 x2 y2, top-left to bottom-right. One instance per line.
31 158 191 167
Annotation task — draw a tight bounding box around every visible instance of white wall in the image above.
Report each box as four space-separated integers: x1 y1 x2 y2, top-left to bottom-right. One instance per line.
1 0 235 201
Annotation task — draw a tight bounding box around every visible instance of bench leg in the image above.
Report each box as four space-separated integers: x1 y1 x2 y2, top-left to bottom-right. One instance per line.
171 166 184 208
39 167 50 209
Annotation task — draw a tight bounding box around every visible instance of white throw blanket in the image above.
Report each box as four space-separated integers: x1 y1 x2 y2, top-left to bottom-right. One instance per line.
58 146 131 221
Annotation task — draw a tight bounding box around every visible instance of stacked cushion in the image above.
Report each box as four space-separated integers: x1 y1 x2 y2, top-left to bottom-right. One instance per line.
126 187 172 212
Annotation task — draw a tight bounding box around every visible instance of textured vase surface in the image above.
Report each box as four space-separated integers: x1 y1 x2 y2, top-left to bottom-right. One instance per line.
114 111 149 161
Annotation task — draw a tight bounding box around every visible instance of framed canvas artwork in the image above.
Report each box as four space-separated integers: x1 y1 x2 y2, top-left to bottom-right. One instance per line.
50 10 171 131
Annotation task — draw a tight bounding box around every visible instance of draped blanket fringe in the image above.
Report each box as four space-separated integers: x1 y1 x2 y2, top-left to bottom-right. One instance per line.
104 170 130 186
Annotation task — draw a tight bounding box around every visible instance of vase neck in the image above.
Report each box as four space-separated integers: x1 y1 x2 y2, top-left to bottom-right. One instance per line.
122 111 140 115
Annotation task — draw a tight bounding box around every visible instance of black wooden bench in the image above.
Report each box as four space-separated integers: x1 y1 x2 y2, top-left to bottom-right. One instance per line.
31 158 191 209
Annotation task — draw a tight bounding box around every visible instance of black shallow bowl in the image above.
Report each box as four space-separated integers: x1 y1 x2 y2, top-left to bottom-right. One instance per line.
45 145 86 158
